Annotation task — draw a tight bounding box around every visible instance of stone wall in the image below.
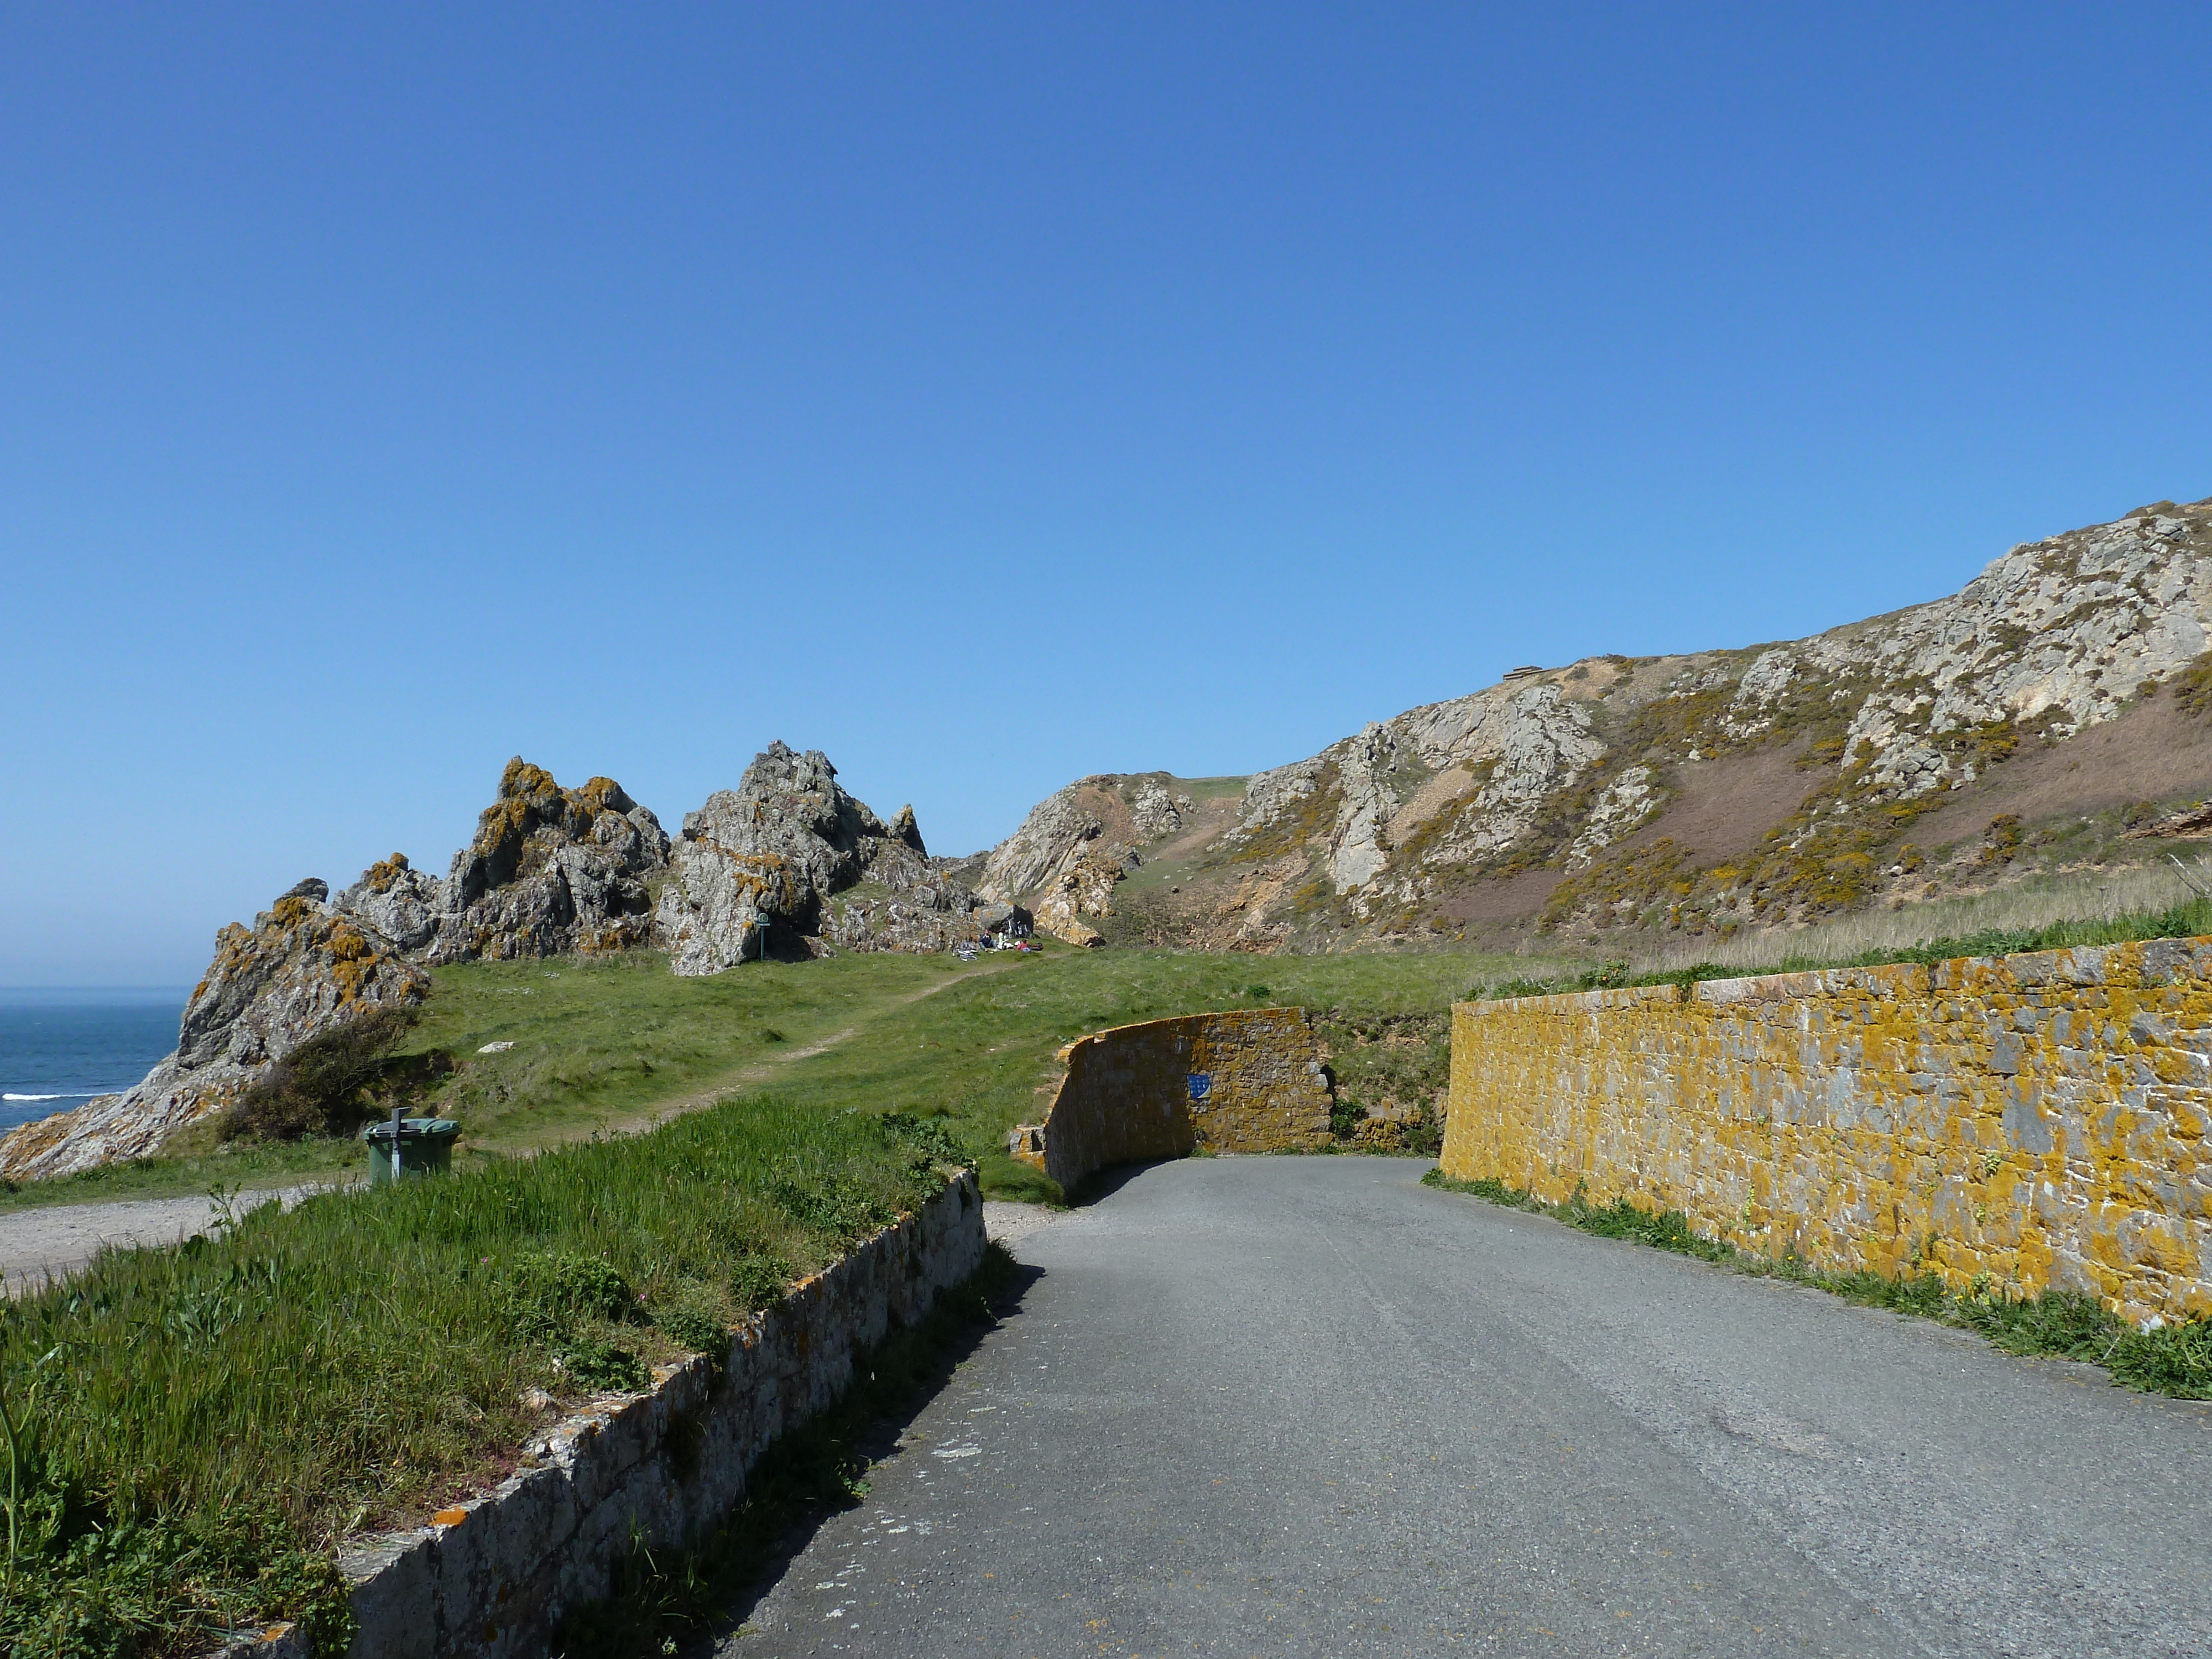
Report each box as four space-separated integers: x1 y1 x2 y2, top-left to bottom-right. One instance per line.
228 1172 987 1659
1015 1008 1334 1192
1440 937 2212 1323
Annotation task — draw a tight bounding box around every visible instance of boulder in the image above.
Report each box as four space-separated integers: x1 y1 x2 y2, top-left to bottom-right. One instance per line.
0 886 427 1181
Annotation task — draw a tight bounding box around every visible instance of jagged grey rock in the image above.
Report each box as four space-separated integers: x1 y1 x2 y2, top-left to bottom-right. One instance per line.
658 742 987 973
422 759 670 964
335 854 444 952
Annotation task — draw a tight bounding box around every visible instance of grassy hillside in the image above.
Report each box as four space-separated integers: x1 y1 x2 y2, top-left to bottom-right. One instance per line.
0 950 1003 1211
715 944 1535 1200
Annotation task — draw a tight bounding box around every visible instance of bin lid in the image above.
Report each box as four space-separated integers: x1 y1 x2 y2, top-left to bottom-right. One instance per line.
365 1117 460 1141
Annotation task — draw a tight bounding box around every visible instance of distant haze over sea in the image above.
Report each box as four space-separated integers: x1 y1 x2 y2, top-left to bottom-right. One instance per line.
0 988 189 1135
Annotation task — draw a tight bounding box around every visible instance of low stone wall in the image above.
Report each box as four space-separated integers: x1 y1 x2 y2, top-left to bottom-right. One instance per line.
1441 937 2212 1323
1014 1008 1334 1192
232 1171 987 1658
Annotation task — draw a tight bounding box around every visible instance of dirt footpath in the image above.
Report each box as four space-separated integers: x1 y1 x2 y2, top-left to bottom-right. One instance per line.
0 1187 324 1296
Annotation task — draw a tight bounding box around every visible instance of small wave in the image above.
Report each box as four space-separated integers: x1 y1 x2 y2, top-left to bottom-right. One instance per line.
3 1092 103 1102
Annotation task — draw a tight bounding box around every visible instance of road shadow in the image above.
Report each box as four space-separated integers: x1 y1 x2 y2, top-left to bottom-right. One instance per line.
1067 1154 1182 1206
684 1248 1045 1650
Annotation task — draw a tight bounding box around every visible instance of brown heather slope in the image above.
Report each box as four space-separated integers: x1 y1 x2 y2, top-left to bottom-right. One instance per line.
983 494 2212 951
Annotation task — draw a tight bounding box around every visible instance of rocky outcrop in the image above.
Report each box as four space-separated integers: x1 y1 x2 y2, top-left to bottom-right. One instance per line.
974 774 1193 944
335 855 444 952
656 743 988 973
2 759 667 1182
0 888 428 1181
421 760 670 963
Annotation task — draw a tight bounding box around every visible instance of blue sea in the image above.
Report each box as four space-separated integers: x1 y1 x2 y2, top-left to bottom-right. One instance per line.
0 988 190 1135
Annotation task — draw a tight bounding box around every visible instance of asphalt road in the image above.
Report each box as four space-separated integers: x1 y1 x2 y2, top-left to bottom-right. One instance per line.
726 1156 2211 1659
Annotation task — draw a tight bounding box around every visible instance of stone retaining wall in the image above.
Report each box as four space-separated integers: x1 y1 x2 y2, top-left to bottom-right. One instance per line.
232 1171 987 1658
1013 1008 1334 1192
1440 937 2212 1323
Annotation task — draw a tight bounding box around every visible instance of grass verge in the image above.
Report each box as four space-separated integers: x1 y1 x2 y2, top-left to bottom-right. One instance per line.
552 1241 1022 1659
0 1099 969 1658
1421 1168 2212 1400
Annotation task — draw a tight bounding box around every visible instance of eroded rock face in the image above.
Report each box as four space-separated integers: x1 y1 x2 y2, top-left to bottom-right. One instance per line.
1130 494 2212 943
0 889 428 1181
657 742 987 972
1219 680 1605 931
973 773 1193 944
423 759 670 963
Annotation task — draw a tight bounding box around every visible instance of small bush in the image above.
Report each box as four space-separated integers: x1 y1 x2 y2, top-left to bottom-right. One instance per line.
2109 1318 2212 1398
220 1005 435 1142
554 1335 649 1394
514 1251 636 1343
729 1252 796 1313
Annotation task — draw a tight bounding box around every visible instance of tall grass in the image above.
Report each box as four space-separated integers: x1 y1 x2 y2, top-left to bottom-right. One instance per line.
1479 865 2212 1000
0 1098 962 1657
1646 860 2212 977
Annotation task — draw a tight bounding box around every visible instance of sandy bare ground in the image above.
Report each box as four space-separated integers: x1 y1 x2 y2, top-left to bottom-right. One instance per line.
980 1198 1072 1251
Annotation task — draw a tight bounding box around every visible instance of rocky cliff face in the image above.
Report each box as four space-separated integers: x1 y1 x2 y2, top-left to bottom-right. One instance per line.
656 741 988 972
975 774 1197 944
988 495 2212 950
0 882 429 1180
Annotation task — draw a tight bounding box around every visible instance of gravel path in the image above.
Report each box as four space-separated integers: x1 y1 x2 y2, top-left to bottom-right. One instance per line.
727 1156 2212 1658
0 1186 328 1295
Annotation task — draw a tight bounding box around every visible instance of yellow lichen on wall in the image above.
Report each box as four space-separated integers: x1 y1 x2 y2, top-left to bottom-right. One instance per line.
1440 936 2212 1323
1016 1008 1334 1191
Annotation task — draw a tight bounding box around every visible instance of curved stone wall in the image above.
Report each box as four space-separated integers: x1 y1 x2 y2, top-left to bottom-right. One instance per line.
1013 1008 1334 1192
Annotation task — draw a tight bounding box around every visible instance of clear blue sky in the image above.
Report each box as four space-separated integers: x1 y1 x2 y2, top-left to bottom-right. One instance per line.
6 3 2210 984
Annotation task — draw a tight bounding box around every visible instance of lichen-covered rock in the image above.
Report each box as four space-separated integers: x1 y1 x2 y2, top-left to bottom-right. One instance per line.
0 888 427 1181
335 853 443 952
657 839 802 974
424 759 670 963
1031 846 1126 946
656 742 987 972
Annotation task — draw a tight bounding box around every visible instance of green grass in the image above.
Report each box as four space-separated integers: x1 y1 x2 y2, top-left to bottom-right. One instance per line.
1477 892 2212 1001
705 945 1544 1202
0 1098 966 1657
0 950 995 1213
1422 1170 2212 1400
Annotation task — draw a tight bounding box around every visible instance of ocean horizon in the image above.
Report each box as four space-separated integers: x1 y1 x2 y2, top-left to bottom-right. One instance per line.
0 987 191 1135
